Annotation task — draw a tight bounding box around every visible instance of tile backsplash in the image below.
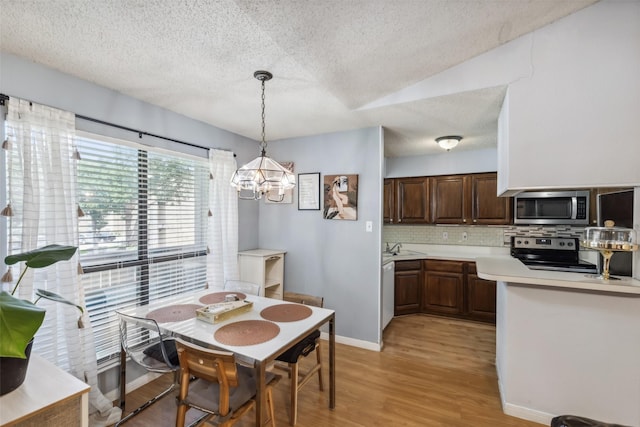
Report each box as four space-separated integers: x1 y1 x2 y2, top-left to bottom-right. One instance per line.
383 224 587 247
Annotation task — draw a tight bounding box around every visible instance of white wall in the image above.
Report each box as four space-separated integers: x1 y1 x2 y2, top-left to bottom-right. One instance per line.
0 52 261 250
503 0 640 191
497 282 640 426
259 127 384 344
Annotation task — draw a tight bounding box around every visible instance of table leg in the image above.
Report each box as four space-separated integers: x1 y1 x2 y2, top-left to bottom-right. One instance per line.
329 313 335 409
119 344 126 408
255 360 266 426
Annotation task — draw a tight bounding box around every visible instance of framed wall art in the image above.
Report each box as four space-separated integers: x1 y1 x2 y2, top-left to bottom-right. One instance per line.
323 174 358 220
298 173 320 210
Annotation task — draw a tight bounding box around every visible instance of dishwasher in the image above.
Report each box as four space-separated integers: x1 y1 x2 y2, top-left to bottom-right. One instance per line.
382 261 395 330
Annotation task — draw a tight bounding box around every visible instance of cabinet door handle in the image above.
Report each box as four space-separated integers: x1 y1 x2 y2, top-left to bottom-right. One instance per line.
268 256 281 261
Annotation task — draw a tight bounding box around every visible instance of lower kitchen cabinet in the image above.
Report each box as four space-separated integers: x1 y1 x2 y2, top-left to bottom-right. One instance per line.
422 260 464 315
394 260 422 315
394 258 497 323
467 264 497 323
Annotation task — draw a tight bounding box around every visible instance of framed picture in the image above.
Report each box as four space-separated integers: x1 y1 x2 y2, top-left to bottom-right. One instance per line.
298 173 320 210
265 161 294 204
323 174 358 220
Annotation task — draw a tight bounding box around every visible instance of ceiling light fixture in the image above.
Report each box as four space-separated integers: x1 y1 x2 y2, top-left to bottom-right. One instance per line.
230 71 295 201
435 135 462 151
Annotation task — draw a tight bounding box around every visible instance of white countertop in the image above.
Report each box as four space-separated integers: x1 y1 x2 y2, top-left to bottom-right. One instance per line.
476 255 640 295
382 243 510 264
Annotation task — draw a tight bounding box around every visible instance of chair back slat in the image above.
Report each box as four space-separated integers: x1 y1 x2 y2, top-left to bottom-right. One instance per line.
224 280 262 296
175 338 239 387
283 292 324 308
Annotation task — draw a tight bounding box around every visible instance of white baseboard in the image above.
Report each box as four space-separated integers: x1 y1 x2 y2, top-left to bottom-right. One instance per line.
497 364 553 425
502 402 553 425
320 332 381 352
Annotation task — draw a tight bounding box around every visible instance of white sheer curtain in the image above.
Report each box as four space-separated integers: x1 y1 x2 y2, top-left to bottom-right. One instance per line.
207 149 239 290
4 98 120 425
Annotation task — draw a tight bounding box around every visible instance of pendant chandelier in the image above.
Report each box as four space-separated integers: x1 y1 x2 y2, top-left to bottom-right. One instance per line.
230 70 296 201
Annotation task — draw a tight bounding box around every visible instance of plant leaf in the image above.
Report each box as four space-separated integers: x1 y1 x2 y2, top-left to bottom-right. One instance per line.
35 289 84 314
4 244 77 269
0 291 45 358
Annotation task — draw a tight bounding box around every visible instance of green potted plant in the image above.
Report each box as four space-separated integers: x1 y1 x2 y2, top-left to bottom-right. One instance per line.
0 244 84 395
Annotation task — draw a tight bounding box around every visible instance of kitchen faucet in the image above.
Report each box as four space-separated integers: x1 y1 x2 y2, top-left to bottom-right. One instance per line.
386 242 402 254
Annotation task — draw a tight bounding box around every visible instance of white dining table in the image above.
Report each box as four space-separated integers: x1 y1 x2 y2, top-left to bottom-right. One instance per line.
118 289 336 426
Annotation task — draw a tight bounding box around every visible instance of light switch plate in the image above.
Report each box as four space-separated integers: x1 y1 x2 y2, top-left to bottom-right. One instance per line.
365 221 373 232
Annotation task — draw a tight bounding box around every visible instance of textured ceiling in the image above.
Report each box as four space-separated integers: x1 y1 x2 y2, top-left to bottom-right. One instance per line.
0 0 597 157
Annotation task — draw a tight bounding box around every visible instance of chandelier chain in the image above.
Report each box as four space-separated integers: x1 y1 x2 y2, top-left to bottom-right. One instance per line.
260 79 266 151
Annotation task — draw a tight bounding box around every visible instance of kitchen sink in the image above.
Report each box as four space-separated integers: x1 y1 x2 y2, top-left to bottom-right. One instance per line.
383 249 426 258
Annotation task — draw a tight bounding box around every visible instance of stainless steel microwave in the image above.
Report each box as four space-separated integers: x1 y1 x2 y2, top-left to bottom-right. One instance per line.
513 190 590 225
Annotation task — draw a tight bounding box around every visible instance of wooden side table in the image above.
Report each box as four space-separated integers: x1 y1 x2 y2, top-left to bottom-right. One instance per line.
0 354 90 427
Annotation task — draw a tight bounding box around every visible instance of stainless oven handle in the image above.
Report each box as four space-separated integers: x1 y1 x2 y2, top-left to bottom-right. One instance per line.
571 197 578 220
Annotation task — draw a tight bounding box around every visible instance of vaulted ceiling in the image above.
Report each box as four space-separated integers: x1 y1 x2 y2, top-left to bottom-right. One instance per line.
0 0 598 156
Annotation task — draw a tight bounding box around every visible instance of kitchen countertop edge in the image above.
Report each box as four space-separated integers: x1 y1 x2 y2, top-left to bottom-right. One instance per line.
475 255 640 296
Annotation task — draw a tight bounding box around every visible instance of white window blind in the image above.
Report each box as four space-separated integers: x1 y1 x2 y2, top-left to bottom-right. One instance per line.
76 134 209 363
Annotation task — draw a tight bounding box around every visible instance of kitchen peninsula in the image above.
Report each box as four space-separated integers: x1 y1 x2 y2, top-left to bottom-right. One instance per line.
476 256 640 426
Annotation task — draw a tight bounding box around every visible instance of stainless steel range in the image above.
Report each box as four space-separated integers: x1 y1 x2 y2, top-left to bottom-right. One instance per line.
510 236 598 274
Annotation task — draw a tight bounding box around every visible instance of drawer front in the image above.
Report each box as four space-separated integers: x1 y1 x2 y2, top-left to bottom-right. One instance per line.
424 259 464 273
394 260 422 271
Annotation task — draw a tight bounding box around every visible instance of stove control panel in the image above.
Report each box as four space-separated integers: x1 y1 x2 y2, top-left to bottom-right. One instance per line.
511 236 579 251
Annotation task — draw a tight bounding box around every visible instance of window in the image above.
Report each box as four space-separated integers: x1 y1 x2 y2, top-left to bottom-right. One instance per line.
76 133 209 363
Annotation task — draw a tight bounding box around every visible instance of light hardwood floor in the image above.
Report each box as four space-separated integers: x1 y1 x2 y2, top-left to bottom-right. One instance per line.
114 314 544 427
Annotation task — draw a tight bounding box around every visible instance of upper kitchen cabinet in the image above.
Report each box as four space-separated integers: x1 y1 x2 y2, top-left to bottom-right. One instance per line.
430 175 469 224
471 173 512 225
497 2 640 195
383 178 395 224
396 177 431 224
431 173 512 225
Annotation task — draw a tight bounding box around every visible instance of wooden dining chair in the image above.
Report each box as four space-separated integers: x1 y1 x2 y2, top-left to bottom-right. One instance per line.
115 312 180 426
275 292 324 425
174 338 280 427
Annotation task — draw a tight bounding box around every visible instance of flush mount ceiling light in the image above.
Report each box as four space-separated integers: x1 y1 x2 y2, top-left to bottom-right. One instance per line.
435 135 462 151
230 70 296 201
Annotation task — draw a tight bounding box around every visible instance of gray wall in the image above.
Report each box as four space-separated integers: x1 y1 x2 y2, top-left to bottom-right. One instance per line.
0 52 261 250
258 127 384 344
385 147 498 178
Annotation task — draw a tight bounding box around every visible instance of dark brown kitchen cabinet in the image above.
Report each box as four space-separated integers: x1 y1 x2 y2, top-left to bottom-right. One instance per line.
383 178 395 224
466 263 497 323
430 172 512 225
430 175 469 224
396 177 431 224
394 260 422 315
589 187 632 225
422 260 464 315
385 172 511 226
471 173 512 225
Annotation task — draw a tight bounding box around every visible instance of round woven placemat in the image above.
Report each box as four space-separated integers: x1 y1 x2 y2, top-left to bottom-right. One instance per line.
146 304 202 323
260 304 312 322
199 291 248 304
214 320 280 346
